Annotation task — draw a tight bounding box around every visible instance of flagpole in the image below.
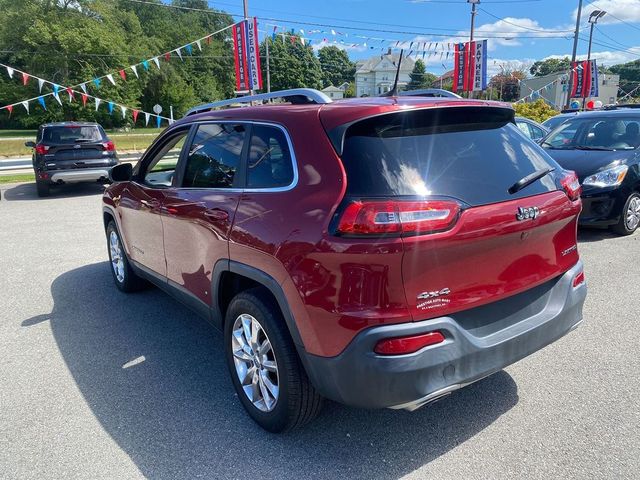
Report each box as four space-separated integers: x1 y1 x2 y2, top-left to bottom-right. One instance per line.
266 37 271 93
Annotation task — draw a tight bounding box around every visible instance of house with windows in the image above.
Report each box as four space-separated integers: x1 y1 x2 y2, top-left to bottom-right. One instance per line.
354 50 415 97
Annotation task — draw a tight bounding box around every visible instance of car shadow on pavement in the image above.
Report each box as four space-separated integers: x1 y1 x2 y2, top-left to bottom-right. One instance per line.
2 182 105 201
577 227 620 243
26 262 519 480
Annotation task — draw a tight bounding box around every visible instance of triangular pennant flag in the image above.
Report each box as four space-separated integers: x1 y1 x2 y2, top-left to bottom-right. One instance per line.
81 93 88 107
66 87 75 101
120 105 127 119
185 44 193 55
38 78 45 92
175 48 183 61
6 66 14 78
22 72 29 86
119 69 126 81
132 109 139 123
53 84 60 96
130 65 139 78
95 98 101 111
38 97 46 110
21 101 29 113
144 112 150 126
152 57 160 69
106 74 116 86
142 60 149 71
53 92 62 106
196 40 202 51
6 105 13 116
156 116 161 128
93 78 101 88
80 83 87 93
164 52 171 61
108 101 114 114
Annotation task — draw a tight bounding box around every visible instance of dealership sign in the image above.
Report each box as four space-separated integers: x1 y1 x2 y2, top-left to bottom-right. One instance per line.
233 18 263 92
570 59 598 99
453 40 487 93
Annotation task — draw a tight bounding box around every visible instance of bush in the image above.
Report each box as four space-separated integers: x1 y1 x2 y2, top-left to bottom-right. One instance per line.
512 99 559 124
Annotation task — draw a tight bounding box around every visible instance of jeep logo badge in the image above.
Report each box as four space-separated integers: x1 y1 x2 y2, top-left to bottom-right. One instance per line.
516 206 539 221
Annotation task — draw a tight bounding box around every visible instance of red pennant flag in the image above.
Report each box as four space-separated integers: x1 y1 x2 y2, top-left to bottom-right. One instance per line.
22 72 29 86
66 87 75 101
132 109 139 123
119 69 126 81
81 93 88 107
164 52 171 61
206 35 212 45
6 105 13 116
290 36 296 44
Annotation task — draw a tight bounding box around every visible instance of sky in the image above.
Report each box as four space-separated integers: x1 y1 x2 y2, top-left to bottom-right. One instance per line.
209 0 640 76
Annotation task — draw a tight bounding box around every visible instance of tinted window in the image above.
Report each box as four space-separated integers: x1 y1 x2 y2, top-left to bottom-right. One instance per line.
182 123 245 188
543 116 639 150
42 125 104 144
341 107 558 206
144 131 188 187
247 125 294 188
530 125 545 140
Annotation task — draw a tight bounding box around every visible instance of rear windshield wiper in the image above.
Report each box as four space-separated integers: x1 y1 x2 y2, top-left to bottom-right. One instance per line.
508 167 554 195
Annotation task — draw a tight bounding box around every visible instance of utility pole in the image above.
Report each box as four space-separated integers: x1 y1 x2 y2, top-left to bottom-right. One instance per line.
582 10 606 109
565 0 583 110
266 37 271 93
467 0 480 98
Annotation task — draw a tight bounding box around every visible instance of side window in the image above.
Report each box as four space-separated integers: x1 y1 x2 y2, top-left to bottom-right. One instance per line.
516 121 531 137
530 125 544 140
182 123 245 188
143 131 189 187
247 125 294 188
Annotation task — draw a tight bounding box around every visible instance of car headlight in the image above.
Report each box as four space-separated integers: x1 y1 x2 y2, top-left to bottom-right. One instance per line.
583 165 628 187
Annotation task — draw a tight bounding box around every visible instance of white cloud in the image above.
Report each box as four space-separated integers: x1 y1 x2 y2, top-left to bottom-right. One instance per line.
575 0 640 25
543 46 640 66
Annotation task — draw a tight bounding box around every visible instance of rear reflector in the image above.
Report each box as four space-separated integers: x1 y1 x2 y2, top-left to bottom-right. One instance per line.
337 200 460 236
374 331 445 355
572 270 585 288
561 171 581 201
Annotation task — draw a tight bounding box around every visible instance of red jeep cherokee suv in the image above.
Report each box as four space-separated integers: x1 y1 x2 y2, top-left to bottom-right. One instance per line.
103 89 587 432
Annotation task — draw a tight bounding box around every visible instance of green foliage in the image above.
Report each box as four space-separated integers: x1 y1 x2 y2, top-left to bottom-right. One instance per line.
0 0 235 128
529 57 571 77
489 71 526 102
260 37 323 91
513 99 559 124
407 59 436 90
317 46 355 88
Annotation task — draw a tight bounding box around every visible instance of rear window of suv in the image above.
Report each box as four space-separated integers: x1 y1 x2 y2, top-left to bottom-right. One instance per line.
341 107 559 206
40 125 105 144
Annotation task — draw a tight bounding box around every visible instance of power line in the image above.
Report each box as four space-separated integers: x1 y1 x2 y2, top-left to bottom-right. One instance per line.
586 1 640 33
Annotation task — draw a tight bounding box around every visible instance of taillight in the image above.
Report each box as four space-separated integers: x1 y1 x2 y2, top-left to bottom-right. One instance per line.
573 270 585 288
374 331 445 355
34 144 49 155
102 140 116 151
561 171 581 201
336 200 460 236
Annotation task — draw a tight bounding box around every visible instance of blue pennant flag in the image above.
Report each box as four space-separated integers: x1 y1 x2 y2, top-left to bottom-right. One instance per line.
142 60 149 71
156 116 161 128
53 84 59 95
38 96 46 110
108 101 114 114
185 44 193 55
93 78 101 88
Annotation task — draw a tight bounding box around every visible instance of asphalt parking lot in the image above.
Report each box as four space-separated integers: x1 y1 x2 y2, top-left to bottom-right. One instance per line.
0 181 638 480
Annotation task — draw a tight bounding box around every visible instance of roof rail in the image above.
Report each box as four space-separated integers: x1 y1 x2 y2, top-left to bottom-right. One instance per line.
184 88 333 117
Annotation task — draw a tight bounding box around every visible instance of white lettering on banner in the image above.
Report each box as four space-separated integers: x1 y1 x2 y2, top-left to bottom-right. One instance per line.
473 42 483 92
246 19 262 90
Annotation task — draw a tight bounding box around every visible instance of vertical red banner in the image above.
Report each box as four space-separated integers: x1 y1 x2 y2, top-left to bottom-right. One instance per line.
233 22 249 91
465 41 475 92
453 43 465 93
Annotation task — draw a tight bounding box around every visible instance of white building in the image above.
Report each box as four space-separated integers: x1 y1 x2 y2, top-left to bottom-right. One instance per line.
518 71 620 108
355 51 415 97
322 85 344 100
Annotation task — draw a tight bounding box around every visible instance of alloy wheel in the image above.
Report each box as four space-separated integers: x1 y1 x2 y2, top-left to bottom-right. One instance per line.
109 231 125 283
231 313 279 412
626 196 640 232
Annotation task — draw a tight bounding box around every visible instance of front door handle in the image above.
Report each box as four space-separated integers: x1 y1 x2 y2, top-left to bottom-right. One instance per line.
203 208 229 221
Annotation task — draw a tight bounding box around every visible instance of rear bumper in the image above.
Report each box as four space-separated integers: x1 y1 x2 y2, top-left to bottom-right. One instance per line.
301 261 586 410
48 168 111 184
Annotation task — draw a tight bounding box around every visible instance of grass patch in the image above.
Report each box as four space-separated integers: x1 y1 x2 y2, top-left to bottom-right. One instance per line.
0 173 34 184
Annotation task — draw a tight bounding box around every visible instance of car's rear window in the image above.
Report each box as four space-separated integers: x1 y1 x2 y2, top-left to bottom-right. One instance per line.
340 107 559 206
40 125 105 144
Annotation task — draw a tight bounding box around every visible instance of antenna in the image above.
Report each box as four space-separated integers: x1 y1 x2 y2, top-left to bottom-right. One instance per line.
382 49 404 97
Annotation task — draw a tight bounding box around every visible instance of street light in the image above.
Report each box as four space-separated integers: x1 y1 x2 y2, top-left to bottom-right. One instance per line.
583 10 606 108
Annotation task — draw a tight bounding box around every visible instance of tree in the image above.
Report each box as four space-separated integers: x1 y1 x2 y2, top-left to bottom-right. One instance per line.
407 59 437 90
513 99 559 123
529 57 571 77
489 70 526 102
260 36 323 91
317 46 355 88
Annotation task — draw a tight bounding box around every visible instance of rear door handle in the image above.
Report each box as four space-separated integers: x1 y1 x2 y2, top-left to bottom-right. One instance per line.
203 208 229 221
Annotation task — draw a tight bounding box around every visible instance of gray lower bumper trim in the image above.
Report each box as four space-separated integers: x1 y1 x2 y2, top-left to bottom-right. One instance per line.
50 168 110 183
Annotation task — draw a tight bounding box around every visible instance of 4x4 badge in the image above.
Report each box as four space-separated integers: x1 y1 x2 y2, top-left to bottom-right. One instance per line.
516 206 540 221
417 288 451 300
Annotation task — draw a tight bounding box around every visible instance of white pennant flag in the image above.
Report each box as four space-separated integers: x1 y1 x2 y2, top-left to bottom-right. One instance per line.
196 40 202 51
95 98 101 111
106 74 116 86
21 101 29 113
120 105 127 119
152 57 160 69
6 66 14 78
80 83 87 93
144 112 150 126
130 65 139 78
301 38 306 46
175 48 183 61
38 78 45 92
53 93 62 106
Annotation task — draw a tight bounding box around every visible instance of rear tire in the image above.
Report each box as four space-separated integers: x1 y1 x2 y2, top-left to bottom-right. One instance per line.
35 178 49 197
611 192 640 236
106 221 148 292
224 288 323 432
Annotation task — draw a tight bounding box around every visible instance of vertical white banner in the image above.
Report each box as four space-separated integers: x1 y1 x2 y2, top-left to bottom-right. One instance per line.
245 18 263 90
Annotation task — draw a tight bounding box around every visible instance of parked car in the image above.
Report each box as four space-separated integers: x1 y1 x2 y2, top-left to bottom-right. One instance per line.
103 88 587 432
541 109 640 235
25 122 118 197
515 116 549 141
400 88 462 98
542 111 579 130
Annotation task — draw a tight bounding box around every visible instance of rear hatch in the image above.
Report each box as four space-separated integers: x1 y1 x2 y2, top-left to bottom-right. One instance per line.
332 106 582 320
40 125 115 170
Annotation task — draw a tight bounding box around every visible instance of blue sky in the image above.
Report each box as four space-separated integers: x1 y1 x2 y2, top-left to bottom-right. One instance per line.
210 0 640 75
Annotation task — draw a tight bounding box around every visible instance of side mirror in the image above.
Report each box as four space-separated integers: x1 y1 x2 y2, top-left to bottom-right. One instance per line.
109 163 133 183
25 141 35 148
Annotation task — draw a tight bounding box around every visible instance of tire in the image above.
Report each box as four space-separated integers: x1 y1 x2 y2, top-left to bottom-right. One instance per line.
106 221 148 292
611 192 640 236
224 288 323 432
35 179 50 197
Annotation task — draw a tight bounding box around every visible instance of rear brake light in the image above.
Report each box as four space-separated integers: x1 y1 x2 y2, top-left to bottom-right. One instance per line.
34 144 49 155
102 140 116 151
561 171 581 201
572 270 585 288
374 331 445 355
336 200 460 236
